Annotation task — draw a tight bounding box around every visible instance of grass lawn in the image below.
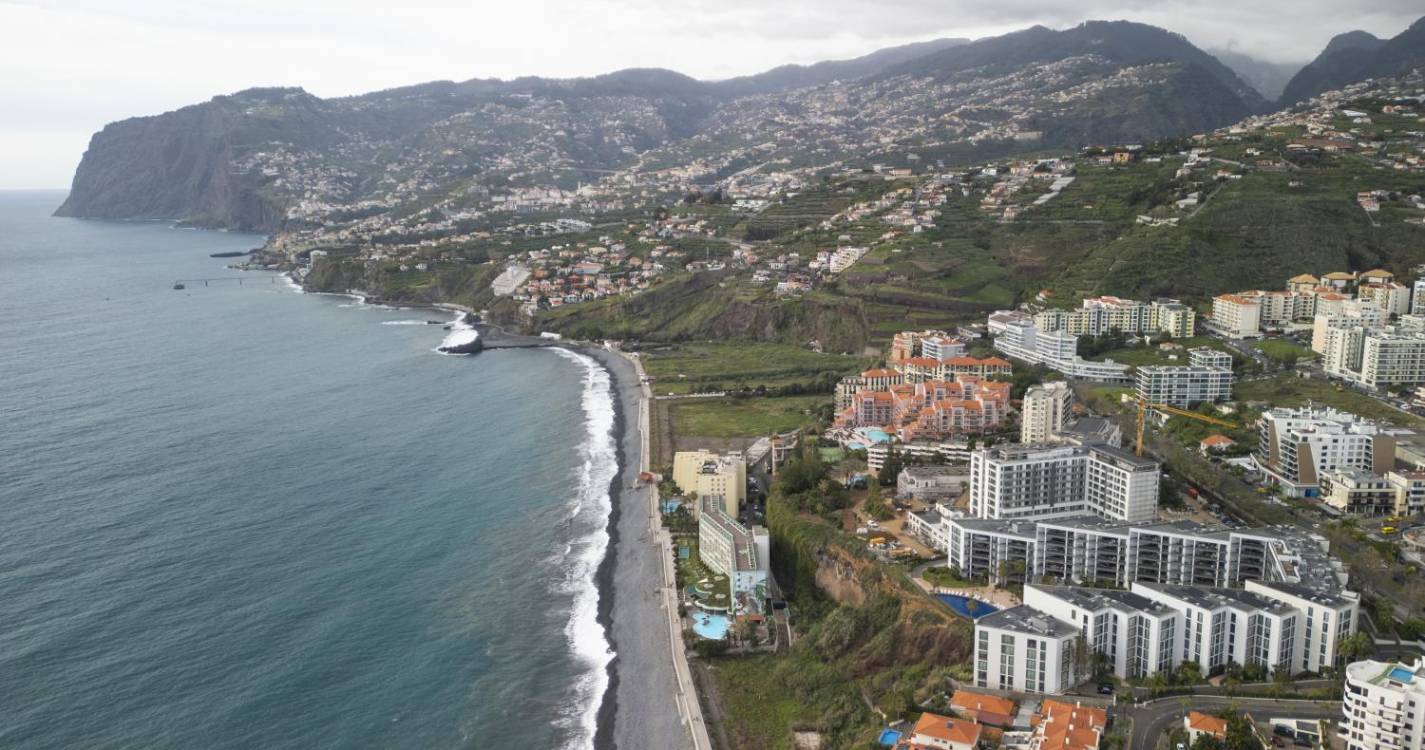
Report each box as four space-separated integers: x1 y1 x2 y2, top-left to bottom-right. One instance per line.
1090 336 1235 368
641 342 869 395
1254 338 1317 365
707 656 812 750
670 395 825 438
1235 375 1425 427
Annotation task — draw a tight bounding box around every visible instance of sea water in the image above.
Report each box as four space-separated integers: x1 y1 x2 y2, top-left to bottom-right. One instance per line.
0 191 614 749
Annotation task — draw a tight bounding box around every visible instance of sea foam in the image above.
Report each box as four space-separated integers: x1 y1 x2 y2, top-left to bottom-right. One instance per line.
435 312 480 354
549 348 617 750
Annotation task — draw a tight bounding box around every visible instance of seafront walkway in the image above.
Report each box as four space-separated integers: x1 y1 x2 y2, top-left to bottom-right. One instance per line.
621 348 713 750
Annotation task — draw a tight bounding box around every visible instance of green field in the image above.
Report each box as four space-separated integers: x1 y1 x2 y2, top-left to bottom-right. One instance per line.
1235 375 1425 427
670 395 825 438
1253 338 1316 365
640 342 870 395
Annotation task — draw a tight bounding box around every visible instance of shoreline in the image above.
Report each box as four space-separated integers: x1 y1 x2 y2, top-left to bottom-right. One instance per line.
586 346 627 750
286 274 694 749
580 346 698 750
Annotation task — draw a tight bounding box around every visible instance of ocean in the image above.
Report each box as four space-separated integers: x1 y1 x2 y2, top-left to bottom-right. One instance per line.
0 191 615 749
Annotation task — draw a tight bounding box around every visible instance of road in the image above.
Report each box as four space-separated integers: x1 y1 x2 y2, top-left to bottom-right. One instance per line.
1127 695 1339 750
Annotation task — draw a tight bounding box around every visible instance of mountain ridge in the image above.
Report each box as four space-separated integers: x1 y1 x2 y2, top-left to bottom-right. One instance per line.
57 20 1273 230
1281 16 1425 103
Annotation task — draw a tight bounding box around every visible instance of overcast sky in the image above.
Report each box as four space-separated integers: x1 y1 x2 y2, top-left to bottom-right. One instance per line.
2 1 1420 188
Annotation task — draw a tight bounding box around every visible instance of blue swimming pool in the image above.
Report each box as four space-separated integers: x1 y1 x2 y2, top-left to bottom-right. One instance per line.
878 728 902 746
936 593 999 620
1390 665 1417 683
691 612 731 640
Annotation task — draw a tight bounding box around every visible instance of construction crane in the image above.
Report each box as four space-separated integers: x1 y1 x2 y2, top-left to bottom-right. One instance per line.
1135 398 1237 456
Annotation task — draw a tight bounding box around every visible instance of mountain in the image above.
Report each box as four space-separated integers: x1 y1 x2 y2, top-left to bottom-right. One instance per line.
1209 49 1304 101
709 37 970 97
58 20 1270 232
1281 17 1425 103
884 21 1265 105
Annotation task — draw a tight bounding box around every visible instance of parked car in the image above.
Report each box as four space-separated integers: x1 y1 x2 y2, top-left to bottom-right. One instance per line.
1096 683 1114 695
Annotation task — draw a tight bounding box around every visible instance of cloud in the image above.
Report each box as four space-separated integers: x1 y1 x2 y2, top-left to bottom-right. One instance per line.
1 0 1421 187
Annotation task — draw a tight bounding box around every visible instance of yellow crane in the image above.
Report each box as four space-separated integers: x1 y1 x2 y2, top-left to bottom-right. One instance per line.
1135 398 1237 456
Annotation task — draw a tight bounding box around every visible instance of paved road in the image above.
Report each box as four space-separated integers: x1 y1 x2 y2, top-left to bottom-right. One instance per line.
1128 695 1339 750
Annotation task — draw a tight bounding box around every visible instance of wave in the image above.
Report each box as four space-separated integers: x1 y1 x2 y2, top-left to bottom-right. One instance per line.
435 312 480 354
381 320 436 326
548 348 617 750
282 275 305 294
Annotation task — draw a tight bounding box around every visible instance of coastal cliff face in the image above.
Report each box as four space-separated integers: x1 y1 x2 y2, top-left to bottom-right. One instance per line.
55 89 317 230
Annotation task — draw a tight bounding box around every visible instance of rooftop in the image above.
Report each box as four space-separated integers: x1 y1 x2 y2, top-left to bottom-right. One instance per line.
1029 584 1173 617
1134 582 1295 615
977 605 1078 637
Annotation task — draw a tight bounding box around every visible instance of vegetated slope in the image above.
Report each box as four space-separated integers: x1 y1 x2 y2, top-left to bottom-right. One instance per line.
1281 17 1425 103
536 272 874 353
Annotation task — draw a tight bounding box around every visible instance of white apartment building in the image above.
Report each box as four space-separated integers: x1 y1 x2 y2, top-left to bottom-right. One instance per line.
1132 582 1300 676
1210 294 1263 338
1343 658 1425 750
1024 584 1181 679
1324 325 1425 390
1413 279 1425 314
1359 281 1411 317
1190 347 1234 370
947 518 1038 583
1000 580 1359 686
974 605 1081 693
1087 446 1161 523
1034 297 1197 338
1021 381 1074 443
970 443 1159 523
921 335 968 361
1256 407 1394 497
991 318 1133 383
697 496 770 617
1245 580 1359 674
1312 299 1384 353
827 245 868 273
1135 363 1234 408
490 264 532 296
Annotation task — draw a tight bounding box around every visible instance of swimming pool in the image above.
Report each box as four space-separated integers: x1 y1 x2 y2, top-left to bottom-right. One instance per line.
691 612 731 640
1390 665 1417 683
878 728 902 746
935 593 999 620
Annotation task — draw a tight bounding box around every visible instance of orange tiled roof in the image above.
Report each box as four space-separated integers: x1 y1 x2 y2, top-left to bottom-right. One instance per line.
950 690 1015 718
912 712 982 745
1186 711 1228 738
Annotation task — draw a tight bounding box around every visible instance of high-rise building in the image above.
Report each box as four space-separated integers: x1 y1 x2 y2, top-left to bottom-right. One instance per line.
1210 294 1263 339
1021 382 1073 444
973 605 1081 694
672 450 747 516
1134 359 1234 408
1256 407 1394 497
970 443 1159 523
1343 658 1425 750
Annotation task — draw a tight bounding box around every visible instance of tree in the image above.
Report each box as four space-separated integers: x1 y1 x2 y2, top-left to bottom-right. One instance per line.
1339 631 1375 663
